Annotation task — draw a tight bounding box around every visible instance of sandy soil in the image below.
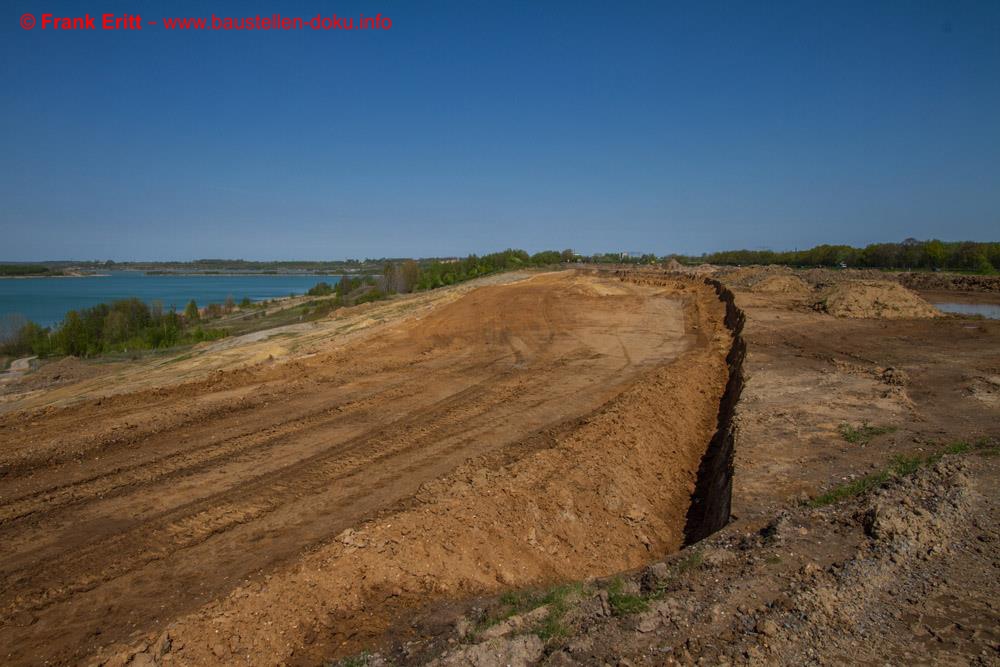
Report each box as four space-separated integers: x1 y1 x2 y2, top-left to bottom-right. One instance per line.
816 280 942 319
6 264 996 667
313 266 998 667
0 272 730 666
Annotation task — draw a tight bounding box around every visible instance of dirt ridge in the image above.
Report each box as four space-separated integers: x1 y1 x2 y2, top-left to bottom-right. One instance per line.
87 273 733 667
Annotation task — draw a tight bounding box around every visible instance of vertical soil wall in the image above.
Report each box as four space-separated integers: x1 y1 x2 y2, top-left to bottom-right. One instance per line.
683 278 746 543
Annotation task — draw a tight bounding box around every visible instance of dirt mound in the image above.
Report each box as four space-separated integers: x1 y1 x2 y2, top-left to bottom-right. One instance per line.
663 258 684 271
749 274 812 296
817 281 942 319
715 265 792 289
899 271 1000 293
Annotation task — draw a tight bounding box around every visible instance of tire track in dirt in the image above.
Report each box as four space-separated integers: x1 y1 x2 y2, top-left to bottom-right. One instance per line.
0 365 463 525
1 363 521 612
0 273 695 666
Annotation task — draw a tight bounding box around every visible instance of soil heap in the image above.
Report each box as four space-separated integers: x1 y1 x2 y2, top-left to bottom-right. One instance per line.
818 280 942 319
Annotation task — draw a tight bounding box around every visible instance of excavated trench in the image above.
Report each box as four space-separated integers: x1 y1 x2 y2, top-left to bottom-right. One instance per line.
611 270 746 545
684 277 746 543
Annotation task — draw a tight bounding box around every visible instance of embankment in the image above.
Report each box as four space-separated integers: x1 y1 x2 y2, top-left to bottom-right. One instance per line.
89 272 739 666
611 270 746 543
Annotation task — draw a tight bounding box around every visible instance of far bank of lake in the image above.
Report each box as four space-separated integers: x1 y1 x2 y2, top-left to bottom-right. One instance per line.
0 272 344 327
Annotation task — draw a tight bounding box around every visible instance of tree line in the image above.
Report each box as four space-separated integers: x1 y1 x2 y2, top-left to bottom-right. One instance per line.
385 249 576 293
687 239 999 273
1 298 228 358
0 264 63 277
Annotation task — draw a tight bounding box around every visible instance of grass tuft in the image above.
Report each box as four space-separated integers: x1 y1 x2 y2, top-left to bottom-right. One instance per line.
607 577 649 616
809 438 997 507
838 422 897 445
477 582 584 639
675 551 703 574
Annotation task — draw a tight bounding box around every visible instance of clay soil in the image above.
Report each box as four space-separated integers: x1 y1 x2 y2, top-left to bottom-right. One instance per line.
0 272 732 666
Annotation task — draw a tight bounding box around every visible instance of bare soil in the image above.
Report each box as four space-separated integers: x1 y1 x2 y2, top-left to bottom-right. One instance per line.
3 265 998 667
815 280 942 319
0 272 730 666
313 266 999 667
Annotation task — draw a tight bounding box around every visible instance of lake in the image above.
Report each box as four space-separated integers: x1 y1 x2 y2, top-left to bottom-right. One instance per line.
0 272 344 327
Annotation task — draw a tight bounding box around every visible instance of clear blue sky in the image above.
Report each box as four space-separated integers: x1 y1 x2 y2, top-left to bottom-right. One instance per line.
2 0 998 260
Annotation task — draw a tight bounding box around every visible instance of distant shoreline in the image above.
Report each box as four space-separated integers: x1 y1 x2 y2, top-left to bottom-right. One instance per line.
0 272 352 279
141 272 350 277
0 273 110 280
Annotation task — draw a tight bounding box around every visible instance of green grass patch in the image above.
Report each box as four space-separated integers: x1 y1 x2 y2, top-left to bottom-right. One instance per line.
607 577 649 616
476 582 584 638
532 583 583 641
675 551 703 574
838 422 897 445
809 438 997 507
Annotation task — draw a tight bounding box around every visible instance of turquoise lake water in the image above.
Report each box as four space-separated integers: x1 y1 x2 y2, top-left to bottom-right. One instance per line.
0 272 343 327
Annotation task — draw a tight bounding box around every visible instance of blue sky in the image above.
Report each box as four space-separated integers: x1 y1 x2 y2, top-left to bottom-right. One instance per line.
1 0 998 260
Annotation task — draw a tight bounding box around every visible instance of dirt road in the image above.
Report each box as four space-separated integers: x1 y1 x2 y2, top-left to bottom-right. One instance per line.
0 272 720 666
0 356 35 385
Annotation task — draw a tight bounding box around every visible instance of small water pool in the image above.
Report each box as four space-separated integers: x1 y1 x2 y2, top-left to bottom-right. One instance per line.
933 302 1000 319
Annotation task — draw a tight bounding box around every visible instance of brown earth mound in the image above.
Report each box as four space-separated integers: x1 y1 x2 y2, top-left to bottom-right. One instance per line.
714 265 793 290
749 274 812 296
898 271 1000 293
817 281 942 319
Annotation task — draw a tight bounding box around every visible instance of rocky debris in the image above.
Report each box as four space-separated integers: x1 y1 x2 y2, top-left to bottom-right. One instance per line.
758 510 791 543
565 590 611 625
877 366 909 386
479 605 551 641
430 635 544 667
376 453 995 667
151 631 172 658
639 563 671 593
863 459 970 553
898 271 1000 293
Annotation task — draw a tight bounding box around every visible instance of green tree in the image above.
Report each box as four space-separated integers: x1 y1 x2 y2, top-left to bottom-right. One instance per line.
184 300 200 322
103 310 129 345
921 239 947 269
